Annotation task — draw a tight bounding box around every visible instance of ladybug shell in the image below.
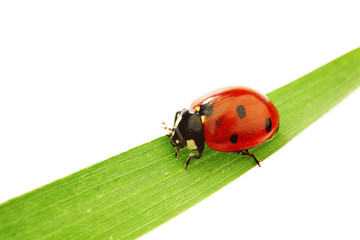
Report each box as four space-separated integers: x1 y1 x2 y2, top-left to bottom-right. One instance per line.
190 87 279 152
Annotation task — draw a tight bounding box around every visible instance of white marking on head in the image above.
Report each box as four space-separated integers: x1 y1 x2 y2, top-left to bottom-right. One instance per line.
201 115 206 123
175 115 182 127
186 139 198 150
194 106 200 112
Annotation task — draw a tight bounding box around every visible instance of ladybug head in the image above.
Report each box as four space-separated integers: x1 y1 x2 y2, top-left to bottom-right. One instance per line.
164 109 205 154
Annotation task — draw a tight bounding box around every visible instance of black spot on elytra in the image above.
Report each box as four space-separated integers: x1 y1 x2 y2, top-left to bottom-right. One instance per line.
199 102 213 117
230 134 238 144
236 105 246 119
265 117 272 133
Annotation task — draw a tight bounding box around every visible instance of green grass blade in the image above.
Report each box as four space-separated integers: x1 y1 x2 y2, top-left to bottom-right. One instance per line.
1 48 360 240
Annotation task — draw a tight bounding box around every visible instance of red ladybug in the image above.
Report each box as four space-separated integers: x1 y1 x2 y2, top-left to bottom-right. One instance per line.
164 86 280 169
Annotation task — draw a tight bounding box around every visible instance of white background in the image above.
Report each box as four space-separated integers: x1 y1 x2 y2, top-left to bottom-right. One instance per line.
1 1 360 239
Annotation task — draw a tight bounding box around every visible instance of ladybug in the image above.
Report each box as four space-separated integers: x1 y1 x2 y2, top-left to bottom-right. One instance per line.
164 86 280 169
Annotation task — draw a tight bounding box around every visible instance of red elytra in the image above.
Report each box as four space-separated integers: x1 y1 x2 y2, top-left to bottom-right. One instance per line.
165 86 280 169
190 86 279 152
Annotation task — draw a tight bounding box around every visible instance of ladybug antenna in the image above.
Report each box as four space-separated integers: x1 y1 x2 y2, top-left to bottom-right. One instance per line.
162 122 172 136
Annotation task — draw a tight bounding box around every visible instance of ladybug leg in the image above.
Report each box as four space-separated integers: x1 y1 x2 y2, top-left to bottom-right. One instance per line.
175 146 179 159
185 149 203 169
237 150 261 167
